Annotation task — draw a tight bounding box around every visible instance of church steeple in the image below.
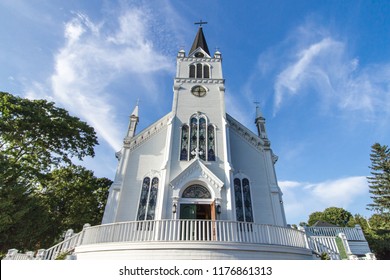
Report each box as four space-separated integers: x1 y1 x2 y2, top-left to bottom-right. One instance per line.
189 23 210 56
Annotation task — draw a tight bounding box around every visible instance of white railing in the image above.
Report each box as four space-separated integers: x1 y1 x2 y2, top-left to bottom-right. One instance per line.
4 231 85 260
307 236 341 260
81 219 308 249
42 231 84 260
4 220 309 260
304 225 366 241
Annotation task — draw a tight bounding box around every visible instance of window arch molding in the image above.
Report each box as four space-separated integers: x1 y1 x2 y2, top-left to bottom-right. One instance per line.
178 180 215 201
180 113 216 161
188 63 211 79
182 184 212 199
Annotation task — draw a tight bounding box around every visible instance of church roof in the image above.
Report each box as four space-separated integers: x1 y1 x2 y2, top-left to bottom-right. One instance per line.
131 104 139 117
189 27 210 56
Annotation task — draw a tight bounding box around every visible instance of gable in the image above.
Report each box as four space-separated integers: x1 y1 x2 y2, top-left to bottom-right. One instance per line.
123 112 172 152
226 113 265 152
170 159 224 199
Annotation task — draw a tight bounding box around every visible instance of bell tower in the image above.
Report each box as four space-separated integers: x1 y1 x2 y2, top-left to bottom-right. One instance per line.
167 23 232 220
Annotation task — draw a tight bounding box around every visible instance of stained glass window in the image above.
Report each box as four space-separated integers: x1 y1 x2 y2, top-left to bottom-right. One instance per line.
182 114 216 162
242 179 253 222
207 125 215 161
189 117 197 160
137 177 150 220
182 184 211 198
137 176 159 221
180 125 189 160
146 178 159 220
198 118 206 160
234 178 253 222
234 178 244 222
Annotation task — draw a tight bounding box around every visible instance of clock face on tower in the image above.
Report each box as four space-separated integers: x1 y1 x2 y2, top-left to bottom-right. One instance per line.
191 86 207 97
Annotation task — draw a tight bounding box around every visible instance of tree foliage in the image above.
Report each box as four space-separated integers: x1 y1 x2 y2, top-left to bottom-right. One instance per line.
0 92 111 255
307 207 353 227
0 92 98 183
367 143 390 216
37 165 111 235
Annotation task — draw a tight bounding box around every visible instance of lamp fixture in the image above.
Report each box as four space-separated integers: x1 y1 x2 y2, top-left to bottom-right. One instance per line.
173 203 177 213
216 204 221 214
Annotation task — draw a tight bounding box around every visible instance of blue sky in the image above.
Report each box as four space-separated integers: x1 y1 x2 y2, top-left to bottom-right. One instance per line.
1 0 390 225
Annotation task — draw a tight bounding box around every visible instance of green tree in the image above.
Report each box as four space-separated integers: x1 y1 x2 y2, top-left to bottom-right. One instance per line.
367 143 390 218
365 143 390 259
363 214 390 260
307 207 353 227
0 91 98 184
0 92 111 255
307 211 323 226
37 165 111 236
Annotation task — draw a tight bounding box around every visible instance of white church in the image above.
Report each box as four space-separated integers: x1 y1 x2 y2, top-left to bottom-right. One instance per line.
6 25 374 261
73 25 313 260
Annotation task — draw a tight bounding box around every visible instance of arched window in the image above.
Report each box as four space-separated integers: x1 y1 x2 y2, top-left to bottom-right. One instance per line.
234 178 244 222
189 65 195 78
189 117 198 160
182 184 211 198
203 65 210 78
234 177 253 222
242 179 253 222
180 125 189 160
198 118 206 160
207 125 215 161
189 63 211 79
181 114 216 162
137 177 159 220
196 63 202 78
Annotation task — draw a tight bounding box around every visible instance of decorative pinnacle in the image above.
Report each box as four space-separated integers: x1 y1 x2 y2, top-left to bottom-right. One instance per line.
254 101 263 119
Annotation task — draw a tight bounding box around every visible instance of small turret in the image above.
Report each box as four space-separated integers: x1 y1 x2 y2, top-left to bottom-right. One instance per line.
255 105 268 140
126 102 139 138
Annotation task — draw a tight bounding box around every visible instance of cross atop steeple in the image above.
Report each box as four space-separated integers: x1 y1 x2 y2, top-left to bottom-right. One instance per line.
189 21 210 56
194 20 208 27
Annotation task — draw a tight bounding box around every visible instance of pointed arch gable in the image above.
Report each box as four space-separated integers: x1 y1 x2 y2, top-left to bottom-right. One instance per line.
170 160 223 200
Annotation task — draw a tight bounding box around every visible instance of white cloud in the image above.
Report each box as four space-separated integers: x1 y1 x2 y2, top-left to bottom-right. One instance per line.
26 7 178 151
279 176 369 223
249 20 390 120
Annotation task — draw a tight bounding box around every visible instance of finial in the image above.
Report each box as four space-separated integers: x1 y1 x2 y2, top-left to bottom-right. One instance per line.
131 99 139 117
254 101 263 119
194 20 208 27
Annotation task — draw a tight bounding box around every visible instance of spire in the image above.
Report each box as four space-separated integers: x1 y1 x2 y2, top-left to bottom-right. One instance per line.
131 99 139 117
255 104 263 119
127 102 139 138
189 24 210 56
254 103 268 141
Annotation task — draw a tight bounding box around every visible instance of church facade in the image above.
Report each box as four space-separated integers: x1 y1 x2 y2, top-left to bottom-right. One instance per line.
103 26 286 227
73 27 313 260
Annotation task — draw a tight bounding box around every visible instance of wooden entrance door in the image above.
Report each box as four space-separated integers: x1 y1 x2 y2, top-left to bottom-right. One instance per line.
179 204 216 240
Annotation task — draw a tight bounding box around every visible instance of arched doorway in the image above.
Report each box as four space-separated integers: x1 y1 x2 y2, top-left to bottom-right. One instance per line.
179 184 215 221
178 184 216 240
